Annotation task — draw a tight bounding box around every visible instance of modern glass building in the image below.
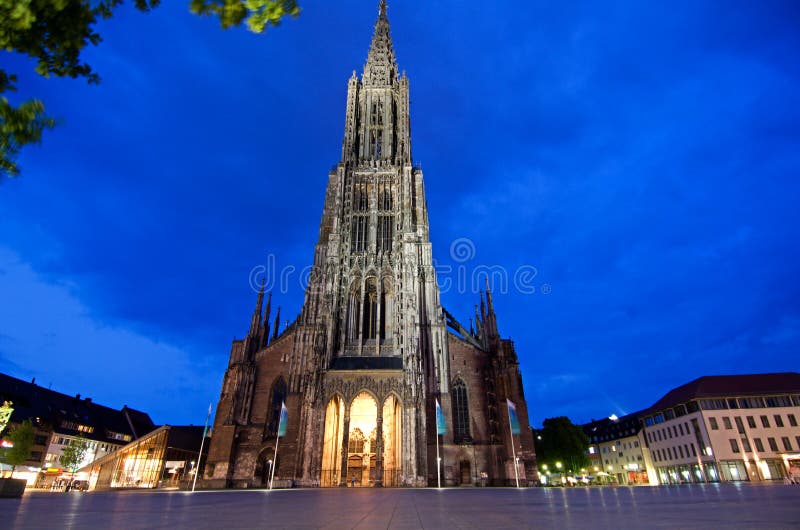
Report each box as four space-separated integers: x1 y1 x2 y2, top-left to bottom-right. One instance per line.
81 425 208 490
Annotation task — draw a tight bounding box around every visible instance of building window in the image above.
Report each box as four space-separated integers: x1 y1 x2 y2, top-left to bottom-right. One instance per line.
746 416 756 429
265 377 288 438
451 379 471 444
761 415 770 428
350 215 368 252
734 417 745 434
723 417 732 430
678 424 684 436
377 215 393 253
789 414 798 427
678 445 684 458
741 437 751 452
768 437 778 451
690 443 697 457
774 415 784 428
796 436 800 450
729 439 740 453
709 417 719 430
782 437 793 451
754 438 764 452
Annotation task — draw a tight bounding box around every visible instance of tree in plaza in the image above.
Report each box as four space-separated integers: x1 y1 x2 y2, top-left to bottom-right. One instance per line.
0 419 35 478
1 0 299 178
534 416 590 474
59 435 90 475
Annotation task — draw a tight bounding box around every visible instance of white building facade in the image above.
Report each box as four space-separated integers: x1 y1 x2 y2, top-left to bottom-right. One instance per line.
641 373 800 484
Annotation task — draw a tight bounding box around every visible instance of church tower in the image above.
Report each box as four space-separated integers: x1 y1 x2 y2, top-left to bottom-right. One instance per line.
202 2 536 489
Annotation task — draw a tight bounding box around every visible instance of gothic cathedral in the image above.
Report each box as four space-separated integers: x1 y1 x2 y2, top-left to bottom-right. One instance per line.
202 2 537 488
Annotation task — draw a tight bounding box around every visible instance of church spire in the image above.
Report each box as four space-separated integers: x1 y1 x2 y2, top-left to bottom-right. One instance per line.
249 279 265 337
262 292 272 346
363 0 397 86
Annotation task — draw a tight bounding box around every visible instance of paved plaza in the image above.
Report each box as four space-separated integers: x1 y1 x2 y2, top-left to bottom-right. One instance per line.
2 484 799 529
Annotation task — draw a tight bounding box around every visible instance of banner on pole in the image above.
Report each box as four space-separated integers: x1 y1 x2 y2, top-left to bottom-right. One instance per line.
435 399 446 435
277 401 288 438
507 399 521 435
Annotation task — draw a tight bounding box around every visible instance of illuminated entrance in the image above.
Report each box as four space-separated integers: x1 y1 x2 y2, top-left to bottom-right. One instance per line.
320 391 402 487
346 392 377 487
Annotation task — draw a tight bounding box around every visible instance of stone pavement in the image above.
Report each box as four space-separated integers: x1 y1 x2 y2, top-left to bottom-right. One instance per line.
2 484 799 529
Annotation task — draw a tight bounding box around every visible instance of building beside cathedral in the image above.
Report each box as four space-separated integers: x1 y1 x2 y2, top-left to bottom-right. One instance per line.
201 2 537 488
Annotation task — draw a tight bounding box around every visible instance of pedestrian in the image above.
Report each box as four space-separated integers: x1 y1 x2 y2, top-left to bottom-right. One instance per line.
351 475 355 488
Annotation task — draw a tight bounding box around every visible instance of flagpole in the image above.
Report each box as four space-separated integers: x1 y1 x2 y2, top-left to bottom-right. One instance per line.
192 402 212 493
436 431 441 489
270 401 287 490
508 406 520 488
269 435 279 490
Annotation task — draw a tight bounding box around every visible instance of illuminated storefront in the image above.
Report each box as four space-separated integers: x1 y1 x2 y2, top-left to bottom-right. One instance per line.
82 425 208 490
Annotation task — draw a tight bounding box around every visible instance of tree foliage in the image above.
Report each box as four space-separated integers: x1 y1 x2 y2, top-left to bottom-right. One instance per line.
190 1 299 33
533 416 590 473
0 419 35 477
0 0 299 179
59 435 90 473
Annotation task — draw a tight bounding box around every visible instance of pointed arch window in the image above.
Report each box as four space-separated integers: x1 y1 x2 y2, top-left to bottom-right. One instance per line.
362 278 378 340
265 377 288 438
452 379 472 443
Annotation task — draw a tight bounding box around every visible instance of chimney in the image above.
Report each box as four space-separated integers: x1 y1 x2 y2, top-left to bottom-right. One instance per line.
75 393 81 400
31 377 36 385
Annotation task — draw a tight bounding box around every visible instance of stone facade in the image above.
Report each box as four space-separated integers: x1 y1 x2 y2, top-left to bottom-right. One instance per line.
201 1 537 489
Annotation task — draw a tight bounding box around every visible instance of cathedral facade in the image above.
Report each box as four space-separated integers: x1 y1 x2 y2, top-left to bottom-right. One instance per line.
202 2 537 488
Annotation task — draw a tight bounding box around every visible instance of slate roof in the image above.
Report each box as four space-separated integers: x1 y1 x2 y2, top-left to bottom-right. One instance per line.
0 372 155 444
583 410 647 443
648 372 800 413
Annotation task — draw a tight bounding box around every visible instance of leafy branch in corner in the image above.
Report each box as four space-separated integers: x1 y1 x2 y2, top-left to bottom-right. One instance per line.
0 0 299 179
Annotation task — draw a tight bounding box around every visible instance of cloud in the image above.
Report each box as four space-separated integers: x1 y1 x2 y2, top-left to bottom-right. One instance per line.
0 246 217 425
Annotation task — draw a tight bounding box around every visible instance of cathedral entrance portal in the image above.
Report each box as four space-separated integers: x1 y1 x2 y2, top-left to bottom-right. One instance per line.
382 394 402 487
347 392 377 487
321 388 403 487
321 395 345 487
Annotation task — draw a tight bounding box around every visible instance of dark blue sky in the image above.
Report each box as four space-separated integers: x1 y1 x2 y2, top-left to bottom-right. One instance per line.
1 1 799 427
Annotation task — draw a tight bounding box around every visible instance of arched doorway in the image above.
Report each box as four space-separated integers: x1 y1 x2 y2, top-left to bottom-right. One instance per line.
382 394 402 486
255 448 278 487
347 392 377 487
321 395 344 487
